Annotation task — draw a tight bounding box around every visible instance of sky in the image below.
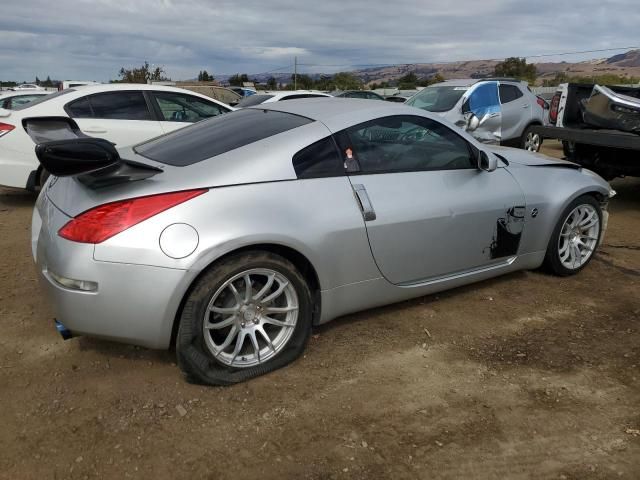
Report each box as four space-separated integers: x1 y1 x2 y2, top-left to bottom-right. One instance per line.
1 0 637 82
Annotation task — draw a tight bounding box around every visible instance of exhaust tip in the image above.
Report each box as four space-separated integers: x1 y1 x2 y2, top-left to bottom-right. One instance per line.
54 319 73 340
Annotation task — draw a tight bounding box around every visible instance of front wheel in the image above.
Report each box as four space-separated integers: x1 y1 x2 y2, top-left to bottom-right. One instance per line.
543 195 602 276
521 126 542 152
176 251 312 385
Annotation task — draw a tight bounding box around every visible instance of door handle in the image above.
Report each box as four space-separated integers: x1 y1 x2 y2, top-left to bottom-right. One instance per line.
83 127 107 133
522 104 530 108
488 112 500 118
352 184 376 221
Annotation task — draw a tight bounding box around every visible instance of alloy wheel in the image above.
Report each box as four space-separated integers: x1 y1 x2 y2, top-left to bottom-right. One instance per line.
203 268 299 368
557 204 600 270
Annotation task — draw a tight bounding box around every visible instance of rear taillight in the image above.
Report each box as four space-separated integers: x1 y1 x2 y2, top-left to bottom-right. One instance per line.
549 93 561 124
58 189 207 244
0 122 15 138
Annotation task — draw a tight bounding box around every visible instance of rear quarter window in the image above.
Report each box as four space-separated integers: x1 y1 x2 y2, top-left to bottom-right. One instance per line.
135 108 312 166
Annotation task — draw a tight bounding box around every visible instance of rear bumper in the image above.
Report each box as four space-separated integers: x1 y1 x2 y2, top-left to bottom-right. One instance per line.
32 205 196 349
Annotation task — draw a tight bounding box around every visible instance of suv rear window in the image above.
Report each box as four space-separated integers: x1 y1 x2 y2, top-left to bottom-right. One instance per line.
237 94 275 107
135 108 312 166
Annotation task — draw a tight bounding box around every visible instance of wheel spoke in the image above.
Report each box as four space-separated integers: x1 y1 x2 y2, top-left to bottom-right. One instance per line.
244 275 252 304
264 305 298 314
215 325 239 355
262 315 295 328
210 306 238 315
260 281 288 304
228 282 242 304
230 331 247 364
257 326 276 353
205 315 237 330
578 210 595 227
249 331 261 363
252 273 275 301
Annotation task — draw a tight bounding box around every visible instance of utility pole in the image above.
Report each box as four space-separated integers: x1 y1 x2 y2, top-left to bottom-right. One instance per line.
294 56 297 90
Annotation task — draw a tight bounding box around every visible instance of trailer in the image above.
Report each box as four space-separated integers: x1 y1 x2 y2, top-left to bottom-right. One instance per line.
531 83 640 179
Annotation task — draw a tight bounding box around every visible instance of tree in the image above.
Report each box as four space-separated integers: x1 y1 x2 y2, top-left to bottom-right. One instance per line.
494 57 536 84
117 61 169 83
228 74 249 86
331 72 363 90
35 76 41 85
198 70 213 81
397 72 419 89
266 76 278 89
291 73 313 90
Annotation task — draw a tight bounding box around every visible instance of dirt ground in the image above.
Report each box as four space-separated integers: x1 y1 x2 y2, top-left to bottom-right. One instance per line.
1 141 639 479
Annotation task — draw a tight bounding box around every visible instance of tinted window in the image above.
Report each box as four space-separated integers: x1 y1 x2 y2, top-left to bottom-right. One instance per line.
135 108 312 166
335 115 474 174
406 85 468 112
89 91 151 120
293 136 343 178
13 89 74 111
499 84 524 104
280 94 327 101
237 94 274 107
9 95 45 108
153 92 228 122
66 97 93 118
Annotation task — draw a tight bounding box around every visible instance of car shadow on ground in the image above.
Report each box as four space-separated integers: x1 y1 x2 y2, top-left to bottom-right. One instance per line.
75 336 176 364
0 188 37 208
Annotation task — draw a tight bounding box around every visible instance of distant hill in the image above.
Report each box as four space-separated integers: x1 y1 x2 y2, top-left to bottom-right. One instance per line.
216 49 640 86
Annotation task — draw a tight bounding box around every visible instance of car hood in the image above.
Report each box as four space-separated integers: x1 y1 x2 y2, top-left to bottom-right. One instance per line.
486 145 579 168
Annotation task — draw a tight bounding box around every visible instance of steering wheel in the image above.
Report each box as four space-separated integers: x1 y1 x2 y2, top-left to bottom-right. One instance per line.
398 126 429 144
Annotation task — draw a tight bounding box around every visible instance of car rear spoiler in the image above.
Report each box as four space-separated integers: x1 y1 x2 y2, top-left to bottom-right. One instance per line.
27 117 162 188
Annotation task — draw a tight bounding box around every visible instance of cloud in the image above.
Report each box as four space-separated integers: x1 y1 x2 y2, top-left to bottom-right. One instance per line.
0 0 637 82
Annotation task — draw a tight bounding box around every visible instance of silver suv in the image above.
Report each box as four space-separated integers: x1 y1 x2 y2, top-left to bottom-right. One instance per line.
406 79 546 151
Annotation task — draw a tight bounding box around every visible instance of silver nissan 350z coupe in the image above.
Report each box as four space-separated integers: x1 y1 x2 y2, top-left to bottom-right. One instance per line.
31 98 614 384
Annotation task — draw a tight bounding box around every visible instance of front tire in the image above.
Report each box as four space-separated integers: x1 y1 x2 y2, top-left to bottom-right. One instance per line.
521 126 542 152
176 251 312 385
543 195 602 276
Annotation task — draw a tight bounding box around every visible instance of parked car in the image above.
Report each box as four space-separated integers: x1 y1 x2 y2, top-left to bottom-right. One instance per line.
405 78 546 151
32 99 613 385
333 90 385 100
0 91 51 109
10 84 44 91
0 84 233 190
236 91 331 107
58 80 101 90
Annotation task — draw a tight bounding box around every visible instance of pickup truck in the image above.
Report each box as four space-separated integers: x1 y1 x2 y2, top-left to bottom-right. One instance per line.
532 83 640 179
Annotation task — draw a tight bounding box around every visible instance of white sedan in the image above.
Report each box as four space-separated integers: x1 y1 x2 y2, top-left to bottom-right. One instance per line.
236 90 331 107
0 84 233 190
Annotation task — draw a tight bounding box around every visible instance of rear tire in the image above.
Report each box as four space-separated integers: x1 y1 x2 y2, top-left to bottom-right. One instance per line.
521 126 542 152
176 251 312 385
543 195 602 276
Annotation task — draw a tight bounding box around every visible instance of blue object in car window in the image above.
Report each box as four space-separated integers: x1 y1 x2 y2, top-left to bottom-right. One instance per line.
468 82 500 118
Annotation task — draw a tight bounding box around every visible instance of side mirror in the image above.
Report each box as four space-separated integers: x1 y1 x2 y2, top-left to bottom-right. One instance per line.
478 151 497 172
467 114 480 131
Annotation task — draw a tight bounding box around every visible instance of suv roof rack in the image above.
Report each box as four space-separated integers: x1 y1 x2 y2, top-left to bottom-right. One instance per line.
475 77 523 83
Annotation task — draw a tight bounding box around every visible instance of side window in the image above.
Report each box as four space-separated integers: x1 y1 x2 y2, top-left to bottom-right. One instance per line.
153 92 228 123
464 82 500 118
88 92 151 120
292 136 343 178
499 84 524 104
280 94 326 101
12 95 40 107
335 115 474 174
66 97 93 118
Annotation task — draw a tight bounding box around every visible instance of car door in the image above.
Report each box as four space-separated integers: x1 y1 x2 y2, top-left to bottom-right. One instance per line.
334 114 526 285
65 91 164 147
150 91 231 134
462 82 502 144
499 83 528 142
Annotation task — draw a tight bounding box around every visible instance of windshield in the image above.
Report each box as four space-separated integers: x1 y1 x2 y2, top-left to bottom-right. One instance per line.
13 89 75 111
237 94 274 107
406 85 468 112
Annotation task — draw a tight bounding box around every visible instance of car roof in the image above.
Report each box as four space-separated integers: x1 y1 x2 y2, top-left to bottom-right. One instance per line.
253 97 430 131
267 90 331 99
0 91 49 98
430 78 526 87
